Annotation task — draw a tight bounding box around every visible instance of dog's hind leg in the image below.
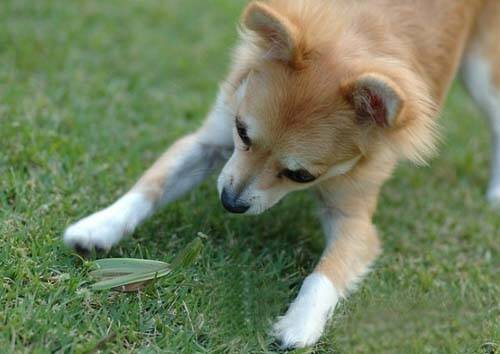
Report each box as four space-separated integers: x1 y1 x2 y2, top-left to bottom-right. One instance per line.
461 0 500 207
64 91 234 252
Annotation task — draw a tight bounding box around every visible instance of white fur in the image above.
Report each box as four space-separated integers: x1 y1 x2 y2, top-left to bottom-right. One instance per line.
281 155 361 180
281 157 307 171
158 134 222 205
461 49 500 207
273 272 339 349
235 77 249 106
64 192 153 251
322 155 361 180
199 89 235 147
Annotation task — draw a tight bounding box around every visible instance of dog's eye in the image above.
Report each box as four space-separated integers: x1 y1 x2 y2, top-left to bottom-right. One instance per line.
236 118 251 146
282 169 316 183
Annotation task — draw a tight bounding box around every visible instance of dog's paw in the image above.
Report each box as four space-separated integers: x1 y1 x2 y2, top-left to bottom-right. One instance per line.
64 193 153 253
273 307 327 349
64 209 127 253
273 273 339 349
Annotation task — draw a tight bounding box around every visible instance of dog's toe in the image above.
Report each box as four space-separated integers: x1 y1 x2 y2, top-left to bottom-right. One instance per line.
73 242 92 256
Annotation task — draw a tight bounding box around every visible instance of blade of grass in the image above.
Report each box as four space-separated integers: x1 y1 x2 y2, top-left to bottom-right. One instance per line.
170 237 204 269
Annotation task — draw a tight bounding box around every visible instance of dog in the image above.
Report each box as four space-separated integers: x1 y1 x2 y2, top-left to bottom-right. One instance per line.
64 0 500 348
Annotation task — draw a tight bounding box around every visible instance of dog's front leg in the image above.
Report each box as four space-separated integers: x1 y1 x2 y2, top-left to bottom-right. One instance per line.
274 196 381 348
64 92 234 252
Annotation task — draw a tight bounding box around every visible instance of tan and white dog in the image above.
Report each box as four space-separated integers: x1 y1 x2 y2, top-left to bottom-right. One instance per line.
64 0 500 348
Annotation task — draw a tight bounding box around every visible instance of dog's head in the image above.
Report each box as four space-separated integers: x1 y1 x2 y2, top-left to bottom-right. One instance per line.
217 0 437 215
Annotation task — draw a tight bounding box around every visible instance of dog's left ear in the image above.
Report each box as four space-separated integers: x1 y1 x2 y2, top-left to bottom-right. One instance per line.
341 73 406 128
242 1 301 64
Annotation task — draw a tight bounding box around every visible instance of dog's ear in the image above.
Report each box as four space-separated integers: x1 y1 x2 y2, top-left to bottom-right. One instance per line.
242 1 301 64
341 73 405 128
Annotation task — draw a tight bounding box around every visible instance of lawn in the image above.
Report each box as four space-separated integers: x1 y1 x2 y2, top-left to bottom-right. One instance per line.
0 0 498 353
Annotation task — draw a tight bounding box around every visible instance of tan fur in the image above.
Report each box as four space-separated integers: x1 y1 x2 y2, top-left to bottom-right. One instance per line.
131 0 488 300
217 0 482 295
135 134 198 202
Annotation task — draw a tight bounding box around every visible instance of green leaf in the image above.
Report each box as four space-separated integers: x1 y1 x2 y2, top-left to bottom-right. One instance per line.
91 267 171 291
90 268 148 279
88 236 205 292
94 258 168 272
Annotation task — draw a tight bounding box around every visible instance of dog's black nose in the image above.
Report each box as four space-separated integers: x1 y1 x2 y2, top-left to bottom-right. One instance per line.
221 188 250 214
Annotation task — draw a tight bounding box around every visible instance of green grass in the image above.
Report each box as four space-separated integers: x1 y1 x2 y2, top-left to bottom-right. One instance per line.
0 0 498 353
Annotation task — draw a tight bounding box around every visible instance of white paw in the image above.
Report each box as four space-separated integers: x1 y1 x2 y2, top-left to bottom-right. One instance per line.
487 187 500 208
273 273 339 349
64 193 153 252
64 209 127 252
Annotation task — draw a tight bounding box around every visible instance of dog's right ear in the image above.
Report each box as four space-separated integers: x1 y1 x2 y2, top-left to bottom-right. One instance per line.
242 1 301 65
